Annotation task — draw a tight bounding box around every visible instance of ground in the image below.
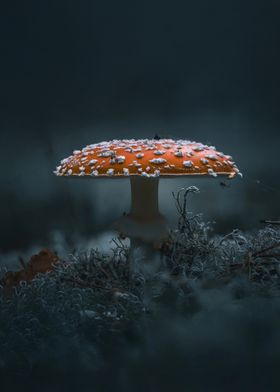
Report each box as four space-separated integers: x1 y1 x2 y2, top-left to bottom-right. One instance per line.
1 188 280 391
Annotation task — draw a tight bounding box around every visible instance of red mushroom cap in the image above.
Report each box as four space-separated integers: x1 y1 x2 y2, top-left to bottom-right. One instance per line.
54 139 241 179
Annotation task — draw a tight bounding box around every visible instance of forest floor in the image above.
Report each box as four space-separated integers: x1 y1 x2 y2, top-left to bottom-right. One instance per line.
1 187 280 392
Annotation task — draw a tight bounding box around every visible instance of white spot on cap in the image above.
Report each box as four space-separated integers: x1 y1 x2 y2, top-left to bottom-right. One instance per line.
116 155 126 163
89 159 98 165
136 153 144 159
200 158 209 165
174 150 183 157
154 150 166 155
123 168 129 176
91 170 99 176
98 151 115 157
162 144 171 149
192 146 204 152
149 158 167 164
208 168 217 177
73 150 81 155
107 168 114 176
205 154 217 161
152 170 160 177
67 169 73 175
53 166 62 176
183 160 193 168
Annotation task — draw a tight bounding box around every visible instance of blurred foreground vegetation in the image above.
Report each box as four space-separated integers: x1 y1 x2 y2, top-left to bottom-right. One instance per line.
1 187 280 391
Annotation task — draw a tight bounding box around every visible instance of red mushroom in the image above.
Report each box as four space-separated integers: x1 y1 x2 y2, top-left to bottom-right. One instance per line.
54 139 241 271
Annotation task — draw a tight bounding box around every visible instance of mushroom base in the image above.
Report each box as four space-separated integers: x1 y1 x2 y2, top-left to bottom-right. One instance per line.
113 212 169 244
129 239 163 278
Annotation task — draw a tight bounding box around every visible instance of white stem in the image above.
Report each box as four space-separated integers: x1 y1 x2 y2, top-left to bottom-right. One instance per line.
130 176 160 219
112 177 169 244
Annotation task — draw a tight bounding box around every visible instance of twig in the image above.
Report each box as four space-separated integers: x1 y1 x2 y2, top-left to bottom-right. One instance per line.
18 256 26 270
62 277 112 291
252 243 280 258
99 266 112 280
260 220 280 225
172 186 199 235
257 254 280 259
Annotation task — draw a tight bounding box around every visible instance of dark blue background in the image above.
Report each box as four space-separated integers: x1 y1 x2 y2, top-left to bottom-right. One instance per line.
1 0 279 252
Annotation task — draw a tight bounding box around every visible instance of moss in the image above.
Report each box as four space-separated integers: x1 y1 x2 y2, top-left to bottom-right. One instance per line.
0 187 279 389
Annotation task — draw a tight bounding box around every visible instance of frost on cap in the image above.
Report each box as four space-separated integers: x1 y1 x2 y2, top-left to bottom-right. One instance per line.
54 139 241 179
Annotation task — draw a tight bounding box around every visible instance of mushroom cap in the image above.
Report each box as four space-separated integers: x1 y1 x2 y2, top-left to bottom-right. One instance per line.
54 139 241 179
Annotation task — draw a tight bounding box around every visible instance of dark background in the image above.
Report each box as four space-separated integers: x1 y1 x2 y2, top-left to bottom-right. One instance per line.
1 0 279 255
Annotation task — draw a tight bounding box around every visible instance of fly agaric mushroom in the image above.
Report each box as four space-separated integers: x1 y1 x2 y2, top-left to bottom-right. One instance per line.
54 139 241 249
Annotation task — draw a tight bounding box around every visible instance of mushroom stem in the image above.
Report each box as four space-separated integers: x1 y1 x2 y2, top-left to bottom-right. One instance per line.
130 176 160 219
113 176 170 244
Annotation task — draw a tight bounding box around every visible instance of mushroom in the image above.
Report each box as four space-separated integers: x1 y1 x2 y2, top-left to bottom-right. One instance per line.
54 139 241 273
